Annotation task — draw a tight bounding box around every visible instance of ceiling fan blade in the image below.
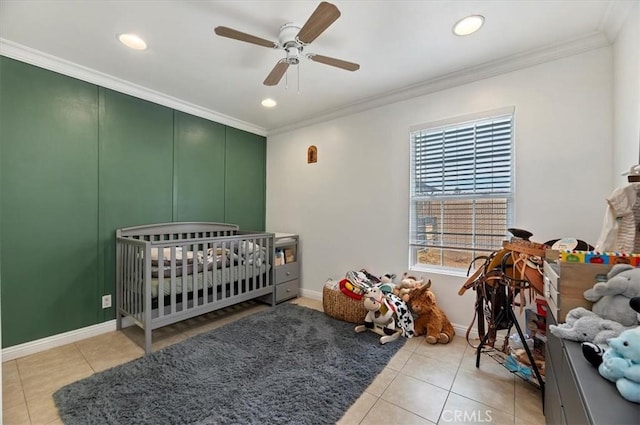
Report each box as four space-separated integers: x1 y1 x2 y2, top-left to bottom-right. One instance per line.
308 54 360 71
263 61 290 86
214 26 277 48
296 2 341 44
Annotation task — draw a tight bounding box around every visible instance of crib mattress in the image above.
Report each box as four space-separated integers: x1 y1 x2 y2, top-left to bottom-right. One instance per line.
150 263 269 298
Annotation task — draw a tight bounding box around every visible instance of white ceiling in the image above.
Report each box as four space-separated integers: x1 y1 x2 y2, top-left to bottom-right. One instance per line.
0 0 633 135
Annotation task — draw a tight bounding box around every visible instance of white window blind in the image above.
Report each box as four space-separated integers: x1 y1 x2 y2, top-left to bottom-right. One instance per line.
410 113 514 271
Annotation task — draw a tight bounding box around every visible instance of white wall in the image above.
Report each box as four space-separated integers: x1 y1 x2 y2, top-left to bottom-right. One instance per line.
612 2 640 187
266 47 613 328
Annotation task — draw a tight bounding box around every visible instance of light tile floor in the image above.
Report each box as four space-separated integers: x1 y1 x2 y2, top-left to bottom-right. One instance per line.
2 298 545 425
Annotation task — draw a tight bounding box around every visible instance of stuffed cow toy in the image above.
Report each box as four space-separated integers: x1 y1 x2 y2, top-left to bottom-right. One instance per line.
355 286 402 344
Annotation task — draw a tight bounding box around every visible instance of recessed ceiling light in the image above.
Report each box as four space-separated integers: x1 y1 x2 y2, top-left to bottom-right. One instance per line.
453 15 485 36
118 33 147 50
261 98 277 108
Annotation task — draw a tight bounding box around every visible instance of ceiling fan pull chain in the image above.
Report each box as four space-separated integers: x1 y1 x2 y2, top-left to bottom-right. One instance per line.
285 68 288 90
297 63 301 95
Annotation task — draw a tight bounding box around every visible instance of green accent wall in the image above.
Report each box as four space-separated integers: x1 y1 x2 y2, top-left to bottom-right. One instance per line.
98 89 175 321
225 127 266 231
0 57 100 345
174 111 226 222
0 56 266 347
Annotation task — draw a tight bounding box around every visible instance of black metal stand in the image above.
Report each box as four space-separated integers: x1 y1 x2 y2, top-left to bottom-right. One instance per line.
475 292 546 410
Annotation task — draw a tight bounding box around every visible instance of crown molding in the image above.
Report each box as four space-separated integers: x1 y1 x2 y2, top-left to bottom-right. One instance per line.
0 38 267 137
0 31 610 139
599 0 637 42
267 31 610 137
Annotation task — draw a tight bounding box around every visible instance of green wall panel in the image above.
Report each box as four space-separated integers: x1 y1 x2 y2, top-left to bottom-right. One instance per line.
224 127 266 231
174 112 226 222
98 88 174 320
0 57 267 347
0 57 99 347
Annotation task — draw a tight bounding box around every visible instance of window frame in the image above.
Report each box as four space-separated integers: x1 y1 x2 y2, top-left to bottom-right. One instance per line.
408 107 515 275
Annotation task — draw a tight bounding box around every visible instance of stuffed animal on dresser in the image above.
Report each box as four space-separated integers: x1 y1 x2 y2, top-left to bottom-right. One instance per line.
550 307 628 346
407 280 455 344
583 264 640 327
598 327 640 403
553 265 640 352
582 297 640 368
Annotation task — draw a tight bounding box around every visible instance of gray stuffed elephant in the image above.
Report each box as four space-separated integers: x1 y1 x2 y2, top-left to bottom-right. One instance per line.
550 307 628 346
584 264 640 327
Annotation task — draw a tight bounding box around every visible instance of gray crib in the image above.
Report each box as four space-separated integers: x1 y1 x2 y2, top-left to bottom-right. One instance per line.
116 222 274 354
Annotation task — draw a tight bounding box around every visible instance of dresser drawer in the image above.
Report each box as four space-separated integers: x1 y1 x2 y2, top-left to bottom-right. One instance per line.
545 347 567 425
276 262 299 284
543 261 610 322
547 315 565 379
558 349 589 425
276 279 299 302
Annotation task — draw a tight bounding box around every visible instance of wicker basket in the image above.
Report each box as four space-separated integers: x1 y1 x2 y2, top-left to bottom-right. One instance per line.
323 286 367 323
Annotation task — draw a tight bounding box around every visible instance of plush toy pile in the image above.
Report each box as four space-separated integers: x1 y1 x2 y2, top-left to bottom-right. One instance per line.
549 264 640 404
344 269 454 345
346 270 415 343
549 264 640 346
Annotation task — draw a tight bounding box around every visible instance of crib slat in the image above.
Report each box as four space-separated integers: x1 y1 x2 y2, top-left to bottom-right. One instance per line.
262 236 267 289
202 242 210 307
139 245 144 322
129 244 133 320
258 236 262 290
214 241 220 303
223 241 228 301
170 246 177 315
122 244 127 316
191 242 197 310
144 244 152 354
122 244 128 317
140 245 145 323
158 249 164 318
127 244 133 319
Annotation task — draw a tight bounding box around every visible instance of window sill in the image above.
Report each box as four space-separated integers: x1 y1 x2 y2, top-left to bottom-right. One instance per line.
409 264 469 278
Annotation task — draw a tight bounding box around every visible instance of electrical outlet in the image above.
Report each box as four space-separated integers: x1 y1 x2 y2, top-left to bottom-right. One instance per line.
102 294 112 309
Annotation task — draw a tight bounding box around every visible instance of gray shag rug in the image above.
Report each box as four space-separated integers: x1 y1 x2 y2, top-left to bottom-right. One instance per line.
54 303 405 425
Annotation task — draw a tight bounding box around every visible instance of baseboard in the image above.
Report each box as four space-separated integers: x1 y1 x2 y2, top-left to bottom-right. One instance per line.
453 323 478 341
2 319 132 361
300 288 322 300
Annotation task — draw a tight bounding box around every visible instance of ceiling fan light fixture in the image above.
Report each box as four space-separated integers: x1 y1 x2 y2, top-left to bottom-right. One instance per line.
118 33 147 50
261 98 277 108
453 15 484 36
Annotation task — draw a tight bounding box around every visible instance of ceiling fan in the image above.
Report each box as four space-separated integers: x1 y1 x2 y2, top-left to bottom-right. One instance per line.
214 1 360 86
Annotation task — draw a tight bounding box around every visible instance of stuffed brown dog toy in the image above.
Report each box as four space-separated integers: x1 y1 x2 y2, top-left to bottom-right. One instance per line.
408 280 455 344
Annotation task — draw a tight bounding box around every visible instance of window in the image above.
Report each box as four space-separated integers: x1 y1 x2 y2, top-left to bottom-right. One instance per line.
409 109 514 272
